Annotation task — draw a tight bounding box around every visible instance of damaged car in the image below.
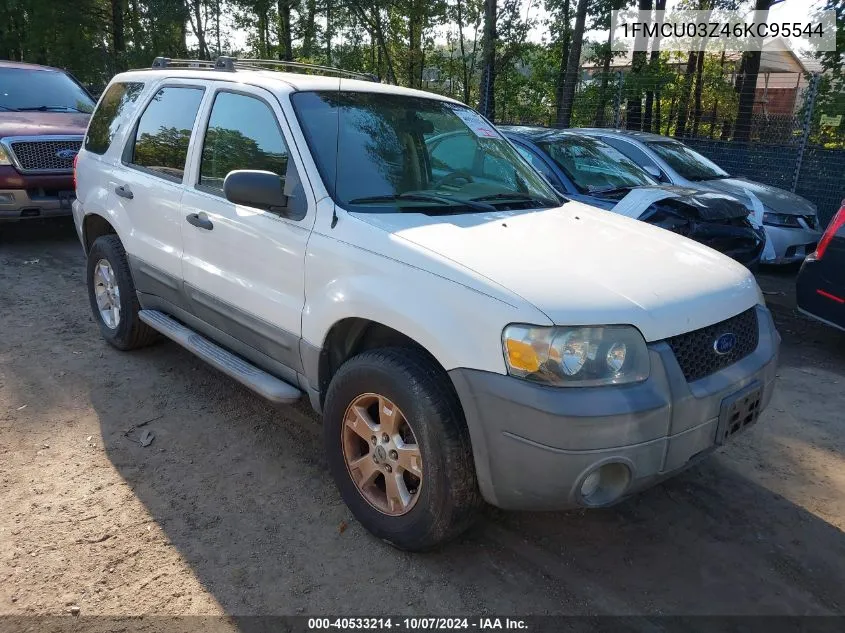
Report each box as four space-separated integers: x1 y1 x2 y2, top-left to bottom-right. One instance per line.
497 126 766 268
577 128 821 265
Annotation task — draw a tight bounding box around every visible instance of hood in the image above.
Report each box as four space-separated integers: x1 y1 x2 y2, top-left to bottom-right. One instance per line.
0 112 89 138
590 185 750 221
353 202 760 342
701 177 816 216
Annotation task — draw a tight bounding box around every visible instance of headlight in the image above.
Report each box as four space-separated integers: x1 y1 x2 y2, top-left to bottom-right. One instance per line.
762 212 801 228
502 324 650 387
0 143 9 166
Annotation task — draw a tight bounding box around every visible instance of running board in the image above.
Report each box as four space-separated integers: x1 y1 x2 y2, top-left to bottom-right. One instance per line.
139 309 302 404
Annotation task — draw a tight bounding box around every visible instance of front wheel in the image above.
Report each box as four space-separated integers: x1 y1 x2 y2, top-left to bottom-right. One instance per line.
323 348 481 551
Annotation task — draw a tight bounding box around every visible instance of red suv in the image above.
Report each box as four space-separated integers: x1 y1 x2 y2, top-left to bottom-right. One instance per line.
0 61 95 223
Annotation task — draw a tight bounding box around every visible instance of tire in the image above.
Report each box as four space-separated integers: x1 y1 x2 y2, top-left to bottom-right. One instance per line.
86 235 158 350
324 348 482 551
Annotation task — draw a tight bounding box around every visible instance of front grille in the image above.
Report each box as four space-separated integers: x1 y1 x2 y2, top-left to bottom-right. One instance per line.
666 308 759 382
8 138 82 173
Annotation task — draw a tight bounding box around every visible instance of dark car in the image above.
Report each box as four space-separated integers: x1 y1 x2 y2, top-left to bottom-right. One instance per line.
497 126 765 267
796 201 845 332
0 61 94 223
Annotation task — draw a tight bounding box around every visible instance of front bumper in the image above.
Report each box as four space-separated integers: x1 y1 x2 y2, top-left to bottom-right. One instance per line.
0 188 75 221
0 165 75 222
762 224 821 265
449 305 780 510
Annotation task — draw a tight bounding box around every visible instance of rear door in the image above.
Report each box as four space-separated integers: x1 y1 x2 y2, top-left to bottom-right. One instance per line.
179 82 316 374
112 80 207 307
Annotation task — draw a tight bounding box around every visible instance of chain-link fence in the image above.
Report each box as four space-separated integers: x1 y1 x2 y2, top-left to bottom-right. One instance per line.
498 65 845 228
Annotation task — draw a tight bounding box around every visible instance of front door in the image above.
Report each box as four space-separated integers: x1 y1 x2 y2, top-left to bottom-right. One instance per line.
179 83 315 374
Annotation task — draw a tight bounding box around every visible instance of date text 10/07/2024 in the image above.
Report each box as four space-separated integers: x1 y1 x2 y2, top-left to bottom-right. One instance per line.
307 618 529 630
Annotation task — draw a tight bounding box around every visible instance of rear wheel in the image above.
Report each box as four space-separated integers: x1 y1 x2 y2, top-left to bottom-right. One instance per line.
324 348 481 551
86 235 158 350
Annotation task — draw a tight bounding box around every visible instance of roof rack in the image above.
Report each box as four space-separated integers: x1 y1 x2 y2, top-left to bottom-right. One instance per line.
148 55 378 82
151 57 217 70
216 56 380 82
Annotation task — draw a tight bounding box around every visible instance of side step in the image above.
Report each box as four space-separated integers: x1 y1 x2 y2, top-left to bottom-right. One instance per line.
139 309 302 404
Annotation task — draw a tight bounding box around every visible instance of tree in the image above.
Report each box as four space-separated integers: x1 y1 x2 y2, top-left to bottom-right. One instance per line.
477 0 496 117
453 0 482 105
591 0 626 127
734 0 783 142
547 0 572 128
277 0 294 60
555 0 587 127
642 0 666 132
624 0 652 131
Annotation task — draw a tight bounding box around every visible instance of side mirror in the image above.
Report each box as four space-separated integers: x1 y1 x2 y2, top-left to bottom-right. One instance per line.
643 165 663 180
223 170 288 212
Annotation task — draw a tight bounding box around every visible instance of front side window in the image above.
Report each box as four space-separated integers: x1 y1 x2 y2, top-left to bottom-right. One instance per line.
601 137 660 172
291 91 560 214
129 86 204 181
646 140 729 181
430 133 476 172
0 67 95 113
514 145 557 182
85 82 145 155
199 91 289 191
538 135 657 194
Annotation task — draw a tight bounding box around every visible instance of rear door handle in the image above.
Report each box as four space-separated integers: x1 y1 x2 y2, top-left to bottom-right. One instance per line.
186 212 214 231
114 185 133 200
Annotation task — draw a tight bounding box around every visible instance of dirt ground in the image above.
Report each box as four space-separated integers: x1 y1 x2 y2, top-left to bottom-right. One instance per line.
2 218 845 619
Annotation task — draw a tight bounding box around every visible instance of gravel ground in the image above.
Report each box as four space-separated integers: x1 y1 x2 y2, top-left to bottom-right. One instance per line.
1 218 845 620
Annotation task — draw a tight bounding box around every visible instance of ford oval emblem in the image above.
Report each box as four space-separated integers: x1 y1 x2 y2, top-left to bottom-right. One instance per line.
713 333 737 356
56 148 78 160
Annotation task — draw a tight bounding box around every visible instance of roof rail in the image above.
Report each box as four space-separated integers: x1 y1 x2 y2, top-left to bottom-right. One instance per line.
148 56 380 82
151 57 217 70
216 56 379 82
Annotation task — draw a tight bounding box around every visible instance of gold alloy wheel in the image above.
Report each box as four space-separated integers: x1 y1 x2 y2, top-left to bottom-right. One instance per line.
342 393 423 516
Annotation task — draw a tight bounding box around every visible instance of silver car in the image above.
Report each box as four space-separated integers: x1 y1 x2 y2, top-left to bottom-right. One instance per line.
578 129 822 265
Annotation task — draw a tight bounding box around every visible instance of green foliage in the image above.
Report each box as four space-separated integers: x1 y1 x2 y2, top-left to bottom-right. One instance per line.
1 0 839 148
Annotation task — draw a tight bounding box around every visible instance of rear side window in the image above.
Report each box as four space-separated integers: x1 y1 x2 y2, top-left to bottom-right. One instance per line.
85 82 145 155
128 86 204 181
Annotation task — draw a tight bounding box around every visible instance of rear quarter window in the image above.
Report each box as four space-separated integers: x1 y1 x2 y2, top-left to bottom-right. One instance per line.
85 82 145 155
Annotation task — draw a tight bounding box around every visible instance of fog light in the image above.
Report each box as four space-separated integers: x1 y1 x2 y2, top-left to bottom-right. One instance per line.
578 462 632 507
580 471 601 497
0 193 15 204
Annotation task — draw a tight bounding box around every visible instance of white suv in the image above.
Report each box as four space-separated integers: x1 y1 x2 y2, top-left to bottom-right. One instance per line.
73 57 780 550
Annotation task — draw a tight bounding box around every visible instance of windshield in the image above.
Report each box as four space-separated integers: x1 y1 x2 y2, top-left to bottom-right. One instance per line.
538 135 657 193
645 140 729 181
291 91 560 214
0 68 95 113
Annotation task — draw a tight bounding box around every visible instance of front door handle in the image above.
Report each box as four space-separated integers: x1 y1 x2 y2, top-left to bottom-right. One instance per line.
186 212 214 231
115 185 133 200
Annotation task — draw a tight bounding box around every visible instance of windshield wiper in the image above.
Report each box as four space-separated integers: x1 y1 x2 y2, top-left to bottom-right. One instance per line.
470 192 559 207
592 186 637 195
348 192 496 212
15 105 86 113
0 105 18 111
